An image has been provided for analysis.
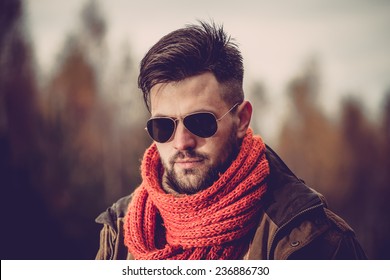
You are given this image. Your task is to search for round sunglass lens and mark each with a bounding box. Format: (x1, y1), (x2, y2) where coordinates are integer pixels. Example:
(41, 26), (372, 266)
(147, 118), (175, 143)
(184, 113), (217, 138)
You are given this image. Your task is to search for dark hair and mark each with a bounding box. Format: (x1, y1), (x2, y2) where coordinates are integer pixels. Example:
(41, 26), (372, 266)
(138, 21), (244, 111)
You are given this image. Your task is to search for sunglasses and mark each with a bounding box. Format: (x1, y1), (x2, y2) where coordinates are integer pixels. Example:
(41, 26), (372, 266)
(146, 103), (239, 143)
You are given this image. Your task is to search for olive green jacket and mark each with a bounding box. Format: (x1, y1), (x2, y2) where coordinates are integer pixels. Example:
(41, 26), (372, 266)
(95, 147), (367, 260)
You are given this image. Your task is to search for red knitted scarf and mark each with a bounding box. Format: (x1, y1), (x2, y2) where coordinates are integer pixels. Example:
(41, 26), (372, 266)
(124, 129), (270, 259)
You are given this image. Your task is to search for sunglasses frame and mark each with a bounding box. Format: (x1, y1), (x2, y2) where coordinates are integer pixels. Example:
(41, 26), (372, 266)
(146, 103), (240, 143)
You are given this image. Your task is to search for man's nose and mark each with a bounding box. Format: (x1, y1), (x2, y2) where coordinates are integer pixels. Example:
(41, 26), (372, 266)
(173, 121), (196, 150)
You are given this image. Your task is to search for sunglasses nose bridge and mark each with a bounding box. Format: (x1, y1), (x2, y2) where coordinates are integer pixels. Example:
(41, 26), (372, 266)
(171, 117), (197, 149)
(176, 117), (191, 136)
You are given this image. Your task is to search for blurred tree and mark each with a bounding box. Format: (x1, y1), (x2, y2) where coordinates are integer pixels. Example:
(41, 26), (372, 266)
(0, 0), (38, 165)
(0, 0), (63, 259)
(377, 92), (390, 259)
(277, 57), (390, 259)
(36, 0), (114, 258)
(383, 92), (390, 141)
(35, 0), (150, 258)
(247, 81), (268, 136)
(277, 58), (345, 202)
(342, 92), (390, 260)
(338, 97), (382, 258)
(101, 41), (150, 204)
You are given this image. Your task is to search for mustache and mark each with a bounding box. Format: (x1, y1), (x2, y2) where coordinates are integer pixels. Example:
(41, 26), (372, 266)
(169, 150), (209, 164)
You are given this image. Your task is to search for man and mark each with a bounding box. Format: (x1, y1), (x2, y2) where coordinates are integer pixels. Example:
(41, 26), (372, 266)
(95, 21), (366, 260)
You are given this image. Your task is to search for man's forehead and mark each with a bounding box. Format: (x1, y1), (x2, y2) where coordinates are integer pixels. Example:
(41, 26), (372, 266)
(149, 74), (228, 115)
(150, 95), (224, 117)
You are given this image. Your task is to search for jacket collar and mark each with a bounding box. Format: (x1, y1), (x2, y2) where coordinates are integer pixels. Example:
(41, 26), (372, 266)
(264, 145), (325, 228)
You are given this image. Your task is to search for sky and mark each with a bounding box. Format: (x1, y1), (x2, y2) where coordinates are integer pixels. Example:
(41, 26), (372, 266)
(24, 0), (390, 138)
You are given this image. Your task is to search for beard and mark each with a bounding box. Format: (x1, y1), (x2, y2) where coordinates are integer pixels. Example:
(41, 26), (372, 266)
(163, 125), (240, 194)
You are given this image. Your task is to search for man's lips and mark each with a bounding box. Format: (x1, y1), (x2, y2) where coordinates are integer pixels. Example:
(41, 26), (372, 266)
(174, 158), (204, 168)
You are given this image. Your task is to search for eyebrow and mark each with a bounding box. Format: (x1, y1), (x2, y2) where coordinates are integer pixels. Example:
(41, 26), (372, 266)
(151, 107), (218, 118)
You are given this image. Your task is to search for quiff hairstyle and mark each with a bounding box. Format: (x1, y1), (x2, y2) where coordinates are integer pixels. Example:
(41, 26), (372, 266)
(138, 21), (244, 112)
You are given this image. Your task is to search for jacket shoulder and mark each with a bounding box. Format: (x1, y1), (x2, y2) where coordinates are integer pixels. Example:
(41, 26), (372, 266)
(322, 208), (367, 259)
(95, 194), (133, 229)
(95, 194), (134, 260)
(260, 146), (366, 259)
(286, 208), (367, 259)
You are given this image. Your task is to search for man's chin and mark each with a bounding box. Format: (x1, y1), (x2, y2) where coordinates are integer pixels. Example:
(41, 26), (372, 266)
(166, 164), (220, 194)
(170, 171), (207, 194)
(177, 174), (202, 187)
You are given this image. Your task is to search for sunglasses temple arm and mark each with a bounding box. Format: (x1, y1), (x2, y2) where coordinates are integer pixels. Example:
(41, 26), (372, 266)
(216, 102), (240, 121)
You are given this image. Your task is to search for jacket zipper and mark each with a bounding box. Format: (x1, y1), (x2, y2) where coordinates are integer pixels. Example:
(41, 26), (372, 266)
(267, 203), (324, 259)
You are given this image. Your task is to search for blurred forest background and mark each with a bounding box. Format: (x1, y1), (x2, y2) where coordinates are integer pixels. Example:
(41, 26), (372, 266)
(1, 0), (389, 259)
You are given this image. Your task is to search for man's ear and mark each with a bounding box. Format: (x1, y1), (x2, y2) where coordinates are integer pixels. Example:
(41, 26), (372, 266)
(236, 101), (252, 139)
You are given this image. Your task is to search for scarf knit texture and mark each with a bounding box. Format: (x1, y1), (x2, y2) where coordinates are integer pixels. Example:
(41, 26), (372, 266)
(124, 128), (270, 260)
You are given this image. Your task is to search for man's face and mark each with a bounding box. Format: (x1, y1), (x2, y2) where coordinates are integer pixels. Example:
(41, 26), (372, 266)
(149, 72), (241, 194)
